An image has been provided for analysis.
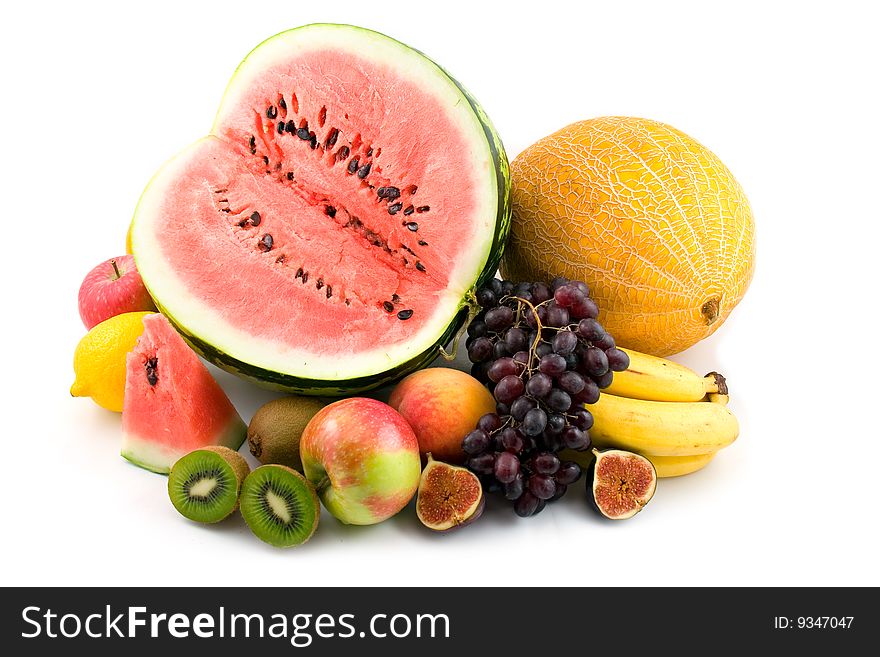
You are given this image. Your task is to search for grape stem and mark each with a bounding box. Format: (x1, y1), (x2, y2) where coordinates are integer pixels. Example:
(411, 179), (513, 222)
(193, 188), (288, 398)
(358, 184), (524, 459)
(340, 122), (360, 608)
(439, 290), (482, 361)
(510, 296), (544, 367)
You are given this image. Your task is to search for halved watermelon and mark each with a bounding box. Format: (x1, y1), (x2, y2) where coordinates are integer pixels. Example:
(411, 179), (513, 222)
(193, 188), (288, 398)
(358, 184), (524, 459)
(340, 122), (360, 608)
(121, 314), (246, 474)
(131, 24), (509, 394)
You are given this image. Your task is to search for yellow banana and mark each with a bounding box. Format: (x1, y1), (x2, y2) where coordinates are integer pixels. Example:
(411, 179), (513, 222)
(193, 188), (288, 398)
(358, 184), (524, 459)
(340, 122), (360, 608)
(604, 347), (727, 402)
(588, 393), (739, 456)
(646, 452), (716, 478)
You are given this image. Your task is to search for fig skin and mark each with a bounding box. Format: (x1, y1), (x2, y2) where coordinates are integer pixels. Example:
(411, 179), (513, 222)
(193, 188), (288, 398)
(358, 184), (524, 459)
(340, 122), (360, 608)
(416, 454), (485, 532)
(586, 448), (657, 520)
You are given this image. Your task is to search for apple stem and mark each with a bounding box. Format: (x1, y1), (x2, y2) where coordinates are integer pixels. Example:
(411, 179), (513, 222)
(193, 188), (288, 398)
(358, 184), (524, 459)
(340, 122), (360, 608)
(110, 258), (121, 280)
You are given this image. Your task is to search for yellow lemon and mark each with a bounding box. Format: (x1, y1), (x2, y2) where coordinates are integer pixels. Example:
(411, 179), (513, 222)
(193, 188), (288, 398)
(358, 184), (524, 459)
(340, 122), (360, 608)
(70, 311), (155, 412)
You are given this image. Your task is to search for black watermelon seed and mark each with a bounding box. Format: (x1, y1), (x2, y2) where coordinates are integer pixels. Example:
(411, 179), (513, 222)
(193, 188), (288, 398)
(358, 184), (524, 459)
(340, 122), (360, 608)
(279, 97), (287, 111)
(277, 121), (285, 134)
(377, 187), (400, 200)
(262, 156), (269, 165)
(418, 239), (428, 246)
(302, 272), (309, 283)
(250, 211), (261, 226)
(237, 218), (248, 227)
(316, 278), (324, 290)
(285, 120), (296, 133)
(347, 158), (359, 174)
(416, 205), (430, 213)
(145, 357), (158, 386)
(324, 205), (336, 218)
(267, 106), (277, 119)
(392, 293), (401, 303)
(345, 299), (351, 306)
(296, 127), (310, 140)
(383, 301), (395, 312)
(295, 268), (303, 279)
(416, 261), (426, 272)
(259, 234), (273, 251)
(357, 163), (372, 179)
(326, 128), (339, 147)
(336, 146), (350, 162)
(286, 171), (294, 180)
(309, 133), (318, 149)
(366, 148), (373, 157)
(248, 136), (256, 154)
(326, 286), (332, 298)
(405, 222), (419, 232)
(388, 203), (403, 215)
(397, 309), (414, 320)
(403, 205), (415, 216)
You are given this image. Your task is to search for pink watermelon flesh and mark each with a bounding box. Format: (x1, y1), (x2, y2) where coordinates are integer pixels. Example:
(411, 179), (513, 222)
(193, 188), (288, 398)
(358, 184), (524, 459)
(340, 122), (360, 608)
(121, 314), (246, 474)
(132, 26), (503, 389)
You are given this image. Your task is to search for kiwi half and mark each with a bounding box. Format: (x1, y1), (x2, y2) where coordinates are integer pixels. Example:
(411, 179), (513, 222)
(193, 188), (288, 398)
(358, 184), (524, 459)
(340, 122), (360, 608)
(167, 446), (250, 523)
(240, 465), (320, 547)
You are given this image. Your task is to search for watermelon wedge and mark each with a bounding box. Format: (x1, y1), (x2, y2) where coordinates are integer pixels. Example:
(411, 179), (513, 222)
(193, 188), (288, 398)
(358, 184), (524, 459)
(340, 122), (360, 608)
(131, 24), (509, 394)
(121, 314), (246, 474)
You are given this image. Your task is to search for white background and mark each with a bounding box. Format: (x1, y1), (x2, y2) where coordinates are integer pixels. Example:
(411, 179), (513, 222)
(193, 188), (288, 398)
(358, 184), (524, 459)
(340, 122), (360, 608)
(3, 0), (878, 587)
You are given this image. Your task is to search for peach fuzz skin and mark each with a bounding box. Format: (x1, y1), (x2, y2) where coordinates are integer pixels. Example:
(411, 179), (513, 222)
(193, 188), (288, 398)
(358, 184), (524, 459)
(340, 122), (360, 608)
(389, 368), (496, 464)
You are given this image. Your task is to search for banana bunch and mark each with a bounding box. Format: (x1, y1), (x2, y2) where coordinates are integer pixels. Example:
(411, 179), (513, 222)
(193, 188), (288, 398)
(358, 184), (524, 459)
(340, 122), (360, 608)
(565, 348), (739, 478)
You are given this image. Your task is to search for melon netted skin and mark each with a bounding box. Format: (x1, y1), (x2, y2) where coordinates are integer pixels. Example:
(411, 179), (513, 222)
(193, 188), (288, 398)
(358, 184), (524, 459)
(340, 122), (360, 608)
(502, 117), (754, 357)
(132, 25), (510, 394)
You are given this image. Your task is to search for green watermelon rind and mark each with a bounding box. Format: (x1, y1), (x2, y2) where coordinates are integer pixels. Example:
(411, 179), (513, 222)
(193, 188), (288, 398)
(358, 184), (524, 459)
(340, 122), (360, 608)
(136, 25), (510, 395)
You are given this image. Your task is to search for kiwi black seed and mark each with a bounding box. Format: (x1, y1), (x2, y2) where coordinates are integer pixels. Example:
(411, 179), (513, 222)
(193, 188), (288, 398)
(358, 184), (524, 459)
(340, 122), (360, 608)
(247, 396), (327, 471)
(240, 465), (320, 548)
(167, 446), (250, 523)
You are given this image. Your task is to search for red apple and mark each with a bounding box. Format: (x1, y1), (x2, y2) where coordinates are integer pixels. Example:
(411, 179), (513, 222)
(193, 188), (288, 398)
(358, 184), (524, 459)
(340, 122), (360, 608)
(389, 368), (496, 464)
(78, 255), (157, 329)
(300, 398), (421, 525)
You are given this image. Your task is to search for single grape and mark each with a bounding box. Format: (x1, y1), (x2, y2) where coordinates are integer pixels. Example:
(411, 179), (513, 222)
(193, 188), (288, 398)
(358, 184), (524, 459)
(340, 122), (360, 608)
(553, 284), (581, 308)
(555, 461), (582, 485)
(545, 389), (572, 412)
(513, 350), (531, 367)
(531, 282), (552, 303)
(489, 278), (503, 296)
(462, 429), (490, 455)
(488, 357), (519, 383)
(467, 336), (493, 363)
(594, 332), (616, 350)
(558, 371), (585, 394)
(514, 491), (541, 517)
(541, 432), (563, 453)
(535, 342), (553, 358)
(552, 330), (578, 355)
(572, 379), (600, 404)
(528, 474), (557, 500)
(522, 408), (548, 436)
(562, 426), (590, 450)
(501, 427), (525, 454)
(534, 452), (561, 475)
(576, 318), (605, 342)
(496, 402), (511, 416)
(510, 396), (537, 421)
(546, 413), (566, 434)
(494, 375), (525, 404)
(476, 287), (497, 308)
(538, 354), (567, 377)
(583, 346), (610, 376)
(504, 474), (525, 500)
(571, 408), (594, 431)
(493, 341), (510, 359)
(544, 304), (570, 328)
(467, 453), (495, 474)
(570, 296), (599, 320)
(525, 372), (553, 398)
(485, 306), (515, 331)
(494, 452), (520, 484)
(467, 320), (488, 338)
(525, 306), (547, 329)
(549, 484), (567, 502)
(500, 280), (514, 294)
(504, 327), (529, 353)
(476, 412), (502, 434)
(606, 347), (630, 372)
(572, 280), (590, 295)
(470, 361), (489, 382)
(593, 370), (614, 389)
(550, 277), (570, 292)
(514, 281), (532, 296)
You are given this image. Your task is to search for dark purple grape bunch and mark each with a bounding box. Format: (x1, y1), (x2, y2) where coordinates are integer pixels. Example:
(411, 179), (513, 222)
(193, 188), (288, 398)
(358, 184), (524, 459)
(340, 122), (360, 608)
(461, 277), (630, 517)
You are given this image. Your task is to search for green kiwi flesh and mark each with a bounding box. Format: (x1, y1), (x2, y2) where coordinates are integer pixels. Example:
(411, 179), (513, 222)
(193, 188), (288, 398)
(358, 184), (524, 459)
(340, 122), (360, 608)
(240, 465), (320, 547)
(168, 446), (250, 523)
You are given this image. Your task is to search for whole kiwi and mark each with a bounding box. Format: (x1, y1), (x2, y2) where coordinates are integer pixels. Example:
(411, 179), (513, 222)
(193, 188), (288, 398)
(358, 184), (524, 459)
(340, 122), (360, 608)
(247, 396), (327, 471)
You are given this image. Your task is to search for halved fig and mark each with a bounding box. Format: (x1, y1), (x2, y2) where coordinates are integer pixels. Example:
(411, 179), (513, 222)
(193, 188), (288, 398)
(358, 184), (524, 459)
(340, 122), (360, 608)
(416, 454), (484, 531)
(587, 448), (657, 520)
